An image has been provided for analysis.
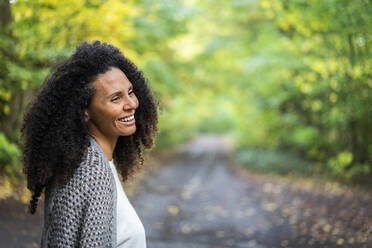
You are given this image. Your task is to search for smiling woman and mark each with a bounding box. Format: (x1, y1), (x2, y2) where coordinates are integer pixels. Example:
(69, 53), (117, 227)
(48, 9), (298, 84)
(86, 67), (140, 159)
(21, 41), (158, 247)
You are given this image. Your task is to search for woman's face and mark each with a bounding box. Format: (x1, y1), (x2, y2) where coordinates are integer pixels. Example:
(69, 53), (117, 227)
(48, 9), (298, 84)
(85, 67), (139, 143)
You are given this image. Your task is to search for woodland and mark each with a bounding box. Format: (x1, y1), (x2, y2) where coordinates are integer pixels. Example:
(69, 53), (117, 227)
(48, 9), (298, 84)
(0, 0), (371, 184)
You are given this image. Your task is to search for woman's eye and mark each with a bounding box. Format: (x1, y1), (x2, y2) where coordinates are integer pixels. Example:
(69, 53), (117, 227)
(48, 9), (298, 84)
(129, 91), (134, 96)
(111, 96), (120, 102)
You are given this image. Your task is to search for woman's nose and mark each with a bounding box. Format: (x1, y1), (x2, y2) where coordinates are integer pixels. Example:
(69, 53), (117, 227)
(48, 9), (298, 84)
(123, 96), (138, 110)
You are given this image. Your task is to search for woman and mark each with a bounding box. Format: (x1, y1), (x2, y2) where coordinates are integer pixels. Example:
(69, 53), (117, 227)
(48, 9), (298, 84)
(22, 41), (158, 247)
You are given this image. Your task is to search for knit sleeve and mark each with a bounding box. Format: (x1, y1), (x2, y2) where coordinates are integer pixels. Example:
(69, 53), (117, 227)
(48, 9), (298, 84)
(78, 171), (114, 247)
(43, 158), (114, 247)
(43, 179), (92, 247)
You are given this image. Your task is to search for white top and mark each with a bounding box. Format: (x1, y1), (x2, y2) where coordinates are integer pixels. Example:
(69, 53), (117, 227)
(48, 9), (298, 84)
(108, 160), (146, 248)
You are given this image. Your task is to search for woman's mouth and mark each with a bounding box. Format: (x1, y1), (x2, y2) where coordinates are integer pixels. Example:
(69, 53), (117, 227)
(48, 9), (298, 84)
(118, 115), (135, 125)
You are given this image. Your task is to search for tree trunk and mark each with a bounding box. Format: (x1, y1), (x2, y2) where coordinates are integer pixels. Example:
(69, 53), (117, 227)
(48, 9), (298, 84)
(0, 0), (20, 142)
(0, 0), (12, 28)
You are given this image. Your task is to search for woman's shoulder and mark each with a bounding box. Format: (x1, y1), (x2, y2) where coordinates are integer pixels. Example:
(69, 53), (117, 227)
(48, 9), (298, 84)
(47, 142), (113, 200)
(76, 142), (113, 188)
(42, 143), (115, 247)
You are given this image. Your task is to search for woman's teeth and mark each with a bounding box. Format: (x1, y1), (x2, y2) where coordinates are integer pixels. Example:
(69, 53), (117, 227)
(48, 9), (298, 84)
(119, 115), (134, 122)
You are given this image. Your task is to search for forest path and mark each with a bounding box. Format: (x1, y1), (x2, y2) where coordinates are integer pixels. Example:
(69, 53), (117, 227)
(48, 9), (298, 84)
(0, 135), (371, 247)
(133, 135), (372, 248)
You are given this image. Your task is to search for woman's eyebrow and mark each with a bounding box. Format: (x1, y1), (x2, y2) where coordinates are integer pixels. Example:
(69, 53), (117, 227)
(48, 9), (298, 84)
(108, 91), (123, 98)
(107, 86), (133, 98)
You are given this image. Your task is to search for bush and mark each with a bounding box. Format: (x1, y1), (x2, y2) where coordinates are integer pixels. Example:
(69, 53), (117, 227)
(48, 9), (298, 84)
(0, 132), (21, 180)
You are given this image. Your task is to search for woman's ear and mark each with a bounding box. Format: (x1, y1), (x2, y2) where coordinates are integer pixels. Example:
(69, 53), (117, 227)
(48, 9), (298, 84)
(84, 110), (90, 121)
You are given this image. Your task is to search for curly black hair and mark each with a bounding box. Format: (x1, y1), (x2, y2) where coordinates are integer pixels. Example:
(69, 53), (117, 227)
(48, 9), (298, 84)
(22, 41), (158, 214)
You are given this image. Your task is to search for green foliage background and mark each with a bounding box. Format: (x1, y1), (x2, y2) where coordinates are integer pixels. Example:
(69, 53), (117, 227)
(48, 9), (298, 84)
(0, 0), (371, 182)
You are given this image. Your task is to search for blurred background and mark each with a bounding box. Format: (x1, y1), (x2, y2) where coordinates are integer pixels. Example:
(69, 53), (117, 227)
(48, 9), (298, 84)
(1, 0), (371, 189)
(0, 0), (371, 247)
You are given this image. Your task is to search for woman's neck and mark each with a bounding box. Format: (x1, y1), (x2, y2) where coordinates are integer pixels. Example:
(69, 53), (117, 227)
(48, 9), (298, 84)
(90, 134), (117, 161)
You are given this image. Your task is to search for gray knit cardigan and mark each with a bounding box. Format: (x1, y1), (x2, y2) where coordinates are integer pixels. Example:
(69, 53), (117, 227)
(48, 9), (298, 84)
(40, 137), (117, 247)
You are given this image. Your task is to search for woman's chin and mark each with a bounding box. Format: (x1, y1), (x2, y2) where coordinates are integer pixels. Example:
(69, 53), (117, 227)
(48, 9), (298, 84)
(119, 126), (136, 137)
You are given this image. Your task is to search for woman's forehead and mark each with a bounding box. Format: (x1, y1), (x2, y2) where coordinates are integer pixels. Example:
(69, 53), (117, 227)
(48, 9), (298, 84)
(93, 67), (132, 94)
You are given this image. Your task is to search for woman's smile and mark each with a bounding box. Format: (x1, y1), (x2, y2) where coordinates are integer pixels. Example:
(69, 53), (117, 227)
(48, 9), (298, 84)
(117, 114), (136, 126)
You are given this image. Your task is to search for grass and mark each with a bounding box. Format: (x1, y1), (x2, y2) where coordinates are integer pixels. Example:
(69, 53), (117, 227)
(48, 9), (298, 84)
(235, 147), (372, 192)
(235, 147), (314, 177)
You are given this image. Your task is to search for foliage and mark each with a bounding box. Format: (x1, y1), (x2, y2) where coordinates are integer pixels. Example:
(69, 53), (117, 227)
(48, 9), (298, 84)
(236, 148), (313, 176)
(0, 0), (371, 182)
(0, 133), (21, 180)
(253, 0), (372, 180)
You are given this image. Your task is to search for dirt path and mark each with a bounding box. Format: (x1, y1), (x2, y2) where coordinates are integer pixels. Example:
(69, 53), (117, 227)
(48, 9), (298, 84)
(0, 135), (371, 247)
(0, 197), (42, 248)
(132, 136), (372, 248)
